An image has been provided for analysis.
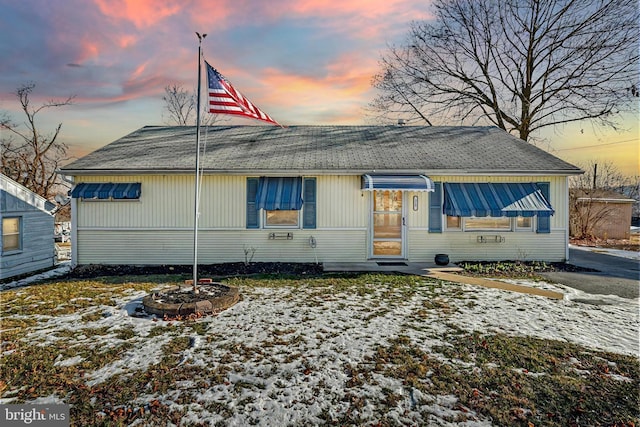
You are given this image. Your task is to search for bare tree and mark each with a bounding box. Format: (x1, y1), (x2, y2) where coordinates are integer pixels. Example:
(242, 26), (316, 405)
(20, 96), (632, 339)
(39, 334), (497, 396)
(1, 83), (74, 199)
(569, 190), (616, 238)
(371, 0), (639, 142)
(162, 84), (196, 126)
(570, 161), (629, 191)
(162, 83), (225, 126)
(569, 160), (639, 238)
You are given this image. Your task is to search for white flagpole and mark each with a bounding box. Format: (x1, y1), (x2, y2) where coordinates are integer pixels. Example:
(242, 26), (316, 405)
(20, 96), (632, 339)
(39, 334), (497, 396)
(193, 32), (206, 293)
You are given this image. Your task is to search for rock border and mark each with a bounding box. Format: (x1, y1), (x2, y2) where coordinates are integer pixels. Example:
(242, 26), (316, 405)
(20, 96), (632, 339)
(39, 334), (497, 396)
(142, 283), (240, 316)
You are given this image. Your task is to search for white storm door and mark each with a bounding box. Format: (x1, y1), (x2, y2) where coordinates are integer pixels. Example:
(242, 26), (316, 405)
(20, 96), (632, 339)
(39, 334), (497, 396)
(371, 190), (405, 258)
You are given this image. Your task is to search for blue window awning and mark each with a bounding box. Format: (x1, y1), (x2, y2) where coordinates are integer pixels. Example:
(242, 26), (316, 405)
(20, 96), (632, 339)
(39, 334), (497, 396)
(444, 183), (554, 218)
(70, 182), (141, 200)
(361, 175), (435, 191)
(256, 177), (303, 210)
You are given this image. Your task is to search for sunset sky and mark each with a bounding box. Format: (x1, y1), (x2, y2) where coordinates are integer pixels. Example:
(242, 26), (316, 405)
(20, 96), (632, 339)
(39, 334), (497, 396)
(1, 0), (638, 176)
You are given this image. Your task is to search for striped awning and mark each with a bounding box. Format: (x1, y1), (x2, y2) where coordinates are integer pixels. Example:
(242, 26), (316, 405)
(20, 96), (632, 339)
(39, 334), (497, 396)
(361, 175), (435, 191)
(70, 182), (141, 200)
(444, 182), (554, 218)
(256, 177), (303, 210)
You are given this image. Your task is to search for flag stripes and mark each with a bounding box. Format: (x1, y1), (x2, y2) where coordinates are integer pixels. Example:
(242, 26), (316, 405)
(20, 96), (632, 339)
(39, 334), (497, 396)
(206, 61), (280, 126)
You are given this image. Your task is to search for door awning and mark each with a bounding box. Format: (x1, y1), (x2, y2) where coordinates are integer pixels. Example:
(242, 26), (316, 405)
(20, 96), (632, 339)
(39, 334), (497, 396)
(70, 182), (141, 200)
(256, 177), (303, 210)
(444, 182), (554, 218)
(361, 175), (435, 191)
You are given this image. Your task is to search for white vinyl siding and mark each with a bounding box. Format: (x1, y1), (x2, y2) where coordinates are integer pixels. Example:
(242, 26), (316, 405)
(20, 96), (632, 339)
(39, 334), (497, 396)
(72, 173), (570, 264)
(409, 175), (569, 262)
(76, 175), (245, 229)
(317, 176), (367, 228)
(407, 229), (566, 262)
(407, 191), (429, 229)
(76, 175), (368, 230)
(76, 229), (367, 264)
(74, 175), (369, 264)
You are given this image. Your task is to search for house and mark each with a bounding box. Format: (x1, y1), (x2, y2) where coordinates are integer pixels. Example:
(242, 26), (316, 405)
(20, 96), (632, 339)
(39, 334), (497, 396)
(1, 174), (56, 279)
(59, 125), (582, 267)
(570, 188), (636, 239)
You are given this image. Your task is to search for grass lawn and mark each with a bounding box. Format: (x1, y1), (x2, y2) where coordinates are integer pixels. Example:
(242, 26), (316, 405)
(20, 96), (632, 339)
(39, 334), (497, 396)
(0, 273), (638, 426)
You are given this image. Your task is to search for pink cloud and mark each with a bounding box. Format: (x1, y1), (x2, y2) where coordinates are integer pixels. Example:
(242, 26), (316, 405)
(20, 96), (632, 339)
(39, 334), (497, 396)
(188, 0), (431, 38)
(188, 1), (235, 30)
(264, 0), (431, 39)
(93, 0), (182, 28)
(1, 0), (433, 130)
(324, 53), (378, 92)
(289, 0), (421, 19)
(122, 74), (170, 98)
(248, 53), (378, 124)
(118, 35), (138, 49)
(130, 62), (148, 80)
(76, 39), (101, 64)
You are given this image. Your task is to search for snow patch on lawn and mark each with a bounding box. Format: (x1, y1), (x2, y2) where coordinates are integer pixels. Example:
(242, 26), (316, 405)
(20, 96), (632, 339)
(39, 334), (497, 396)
(1, 263), (71, 291)
(54, 355), (84, 367)
(449, 279), (639, 356)
(3, 277), (638, 425)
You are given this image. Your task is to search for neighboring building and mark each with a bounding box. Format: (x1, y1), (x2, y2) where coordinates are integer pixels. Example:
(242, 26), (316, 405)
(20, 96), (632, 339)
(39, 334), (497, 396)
(1, 174), (56, 279)
(570, 188), (635, 240)
(59, 125), (582, 266)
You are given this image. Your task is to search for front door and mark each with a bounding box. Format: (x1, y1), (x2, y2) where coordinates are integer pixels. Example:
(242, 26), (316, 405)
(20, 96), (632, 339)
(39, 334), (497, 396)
(371, 190), (405, 258)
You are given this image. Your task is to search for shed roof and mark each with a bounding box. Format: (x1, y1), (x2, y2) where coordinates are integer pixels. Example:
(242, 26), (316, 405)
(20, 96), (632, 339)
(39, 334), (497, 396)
(0, 174), (55, 214)
(60, 125), (582, 176)
(572, 188), (636, 203)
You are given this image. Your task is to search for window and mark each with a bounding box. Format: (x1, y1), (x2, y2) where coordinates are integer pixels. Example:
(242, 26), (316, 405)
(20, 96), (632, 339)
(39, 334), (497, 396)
(465, 217), (511, 231)
(446, 215), (461, 230)
(516, 216), (533, 231)
(265, 210), (299, 227)
(247, 177), (316, 229)
(441, 182), (553, 234)
(445, 215), (537, 232)
(2, 217), (21, 252)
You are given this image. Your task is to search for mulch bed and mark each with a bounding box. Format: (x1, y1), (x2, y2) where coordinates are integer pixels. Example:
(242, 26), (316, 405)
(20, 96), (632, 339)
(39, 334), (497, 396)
(61, 260), (597, 281)
(455, 260), (599, 278)
(65, 262), (325, 280)
(152, 284), (230, 304)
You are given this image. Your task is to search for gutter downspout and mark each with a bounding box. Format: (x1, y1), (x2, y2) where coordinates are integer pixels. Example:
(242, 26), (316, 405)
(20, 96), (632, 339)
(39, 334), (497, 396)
(565, 177), (570, 262)
(71, 196), (78, 268)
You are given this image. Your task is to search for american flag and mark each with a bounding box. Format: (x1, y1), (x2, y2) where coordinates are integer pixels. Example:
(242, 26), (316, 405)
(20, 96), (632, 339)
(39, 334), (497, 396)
(206, 62), (281, 126)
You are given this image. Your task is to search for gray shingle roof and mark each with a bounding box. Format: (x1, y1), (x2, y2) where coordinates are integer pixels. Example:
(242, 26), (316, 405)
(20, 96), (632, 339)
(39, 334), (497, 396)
(61, 125), (582, 175)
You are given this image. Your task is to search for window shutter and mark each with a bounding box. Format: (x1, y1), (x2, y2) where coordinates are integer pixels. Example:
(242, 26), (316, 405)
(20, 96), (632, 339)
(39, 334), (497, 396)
(246, 177), (259, 229)
(536, 182), (550, 233)
(429, 182), (442, 233)
(303, 177), (317, 229)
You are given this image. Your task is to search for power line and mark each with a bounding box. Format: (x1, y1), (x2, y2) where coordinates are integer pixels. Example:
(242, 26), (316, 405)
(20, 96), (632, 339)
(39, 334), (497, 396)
(555, 138), (639, 151)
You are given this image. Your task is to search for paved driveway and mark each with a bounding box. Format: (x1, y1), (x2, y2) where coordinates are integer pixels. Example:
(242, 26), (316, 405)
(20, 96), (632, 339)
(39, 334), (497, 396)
(540, 247), (639, 299)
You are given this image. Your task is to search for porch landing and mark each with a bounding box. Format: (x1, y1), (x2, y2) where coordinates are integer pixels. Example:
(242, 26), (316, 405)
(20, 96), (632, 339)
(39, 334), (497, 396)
(322, 262), (563, 300)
